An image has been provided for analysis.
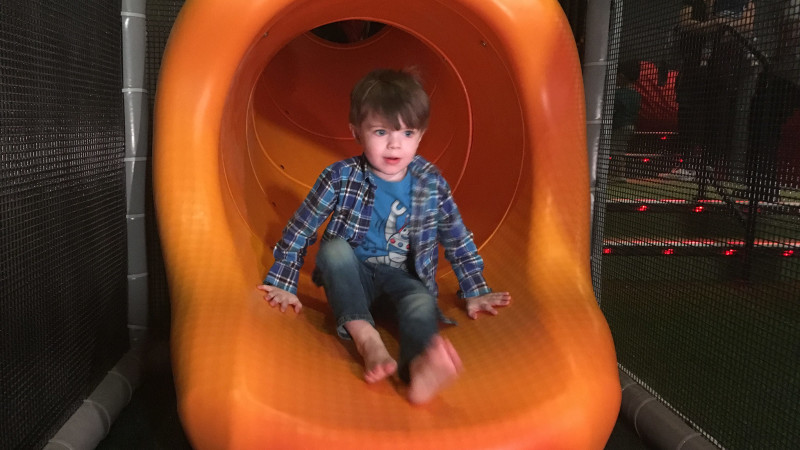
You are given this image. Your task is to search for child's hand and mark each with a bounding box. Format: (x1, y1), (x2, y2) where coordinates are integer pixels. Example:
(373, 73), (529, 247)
(465, 292), (511, 319)
(257, 285), (303, 313)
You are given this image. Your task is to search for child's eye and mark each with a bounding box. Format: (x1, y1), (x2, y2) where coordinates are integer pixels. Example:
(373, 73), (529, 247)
(404, 130), (416, 137)
(375, 129), (387, 136)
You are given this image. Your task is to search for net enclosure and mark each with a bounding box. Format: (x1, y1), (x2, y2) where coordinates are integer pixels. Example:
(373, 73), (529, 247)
(593, 0), (800, 448)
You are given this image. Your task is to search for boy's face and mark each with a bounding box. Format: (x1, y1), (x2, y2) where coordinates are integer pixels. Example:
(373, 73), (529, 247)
(350, 112), (424, 182)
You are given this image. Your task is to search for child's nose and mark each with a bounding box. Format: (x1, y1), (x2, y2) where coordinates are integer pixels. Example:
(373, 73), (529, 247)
(388, 133), (400, 148)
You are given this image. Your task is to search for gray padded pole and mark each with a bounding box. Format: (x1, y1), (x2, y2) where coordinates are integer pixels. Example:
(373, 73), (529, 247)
(122, 0), (150, 349)
(44, 350), (144, 450)
(584, 0), (612, 228)
(45, 2), (149, 448)
(585, 0), (614, 305)
(620, 370), (718, 450)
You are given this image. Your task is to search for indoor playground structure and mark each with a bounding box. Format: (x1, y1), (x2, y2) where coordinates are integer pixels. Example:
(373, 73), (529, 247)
(154, 0), (620, 448)
(4, 0), (799, 449)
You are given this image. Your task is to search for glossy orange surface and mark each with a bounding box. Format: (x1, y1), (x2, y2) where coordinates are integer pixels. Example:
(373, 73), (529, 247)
(154, 0), (620, 448)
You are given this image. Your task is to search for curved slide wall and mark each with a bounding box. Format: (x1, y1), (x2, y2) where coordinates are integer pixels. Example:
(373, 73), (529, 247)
(154, 0), (620, 448)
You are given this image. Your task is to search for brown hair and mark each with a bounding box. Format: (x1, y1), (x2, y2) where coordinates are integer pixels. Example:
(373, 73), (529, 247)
(349, 68), (430, 130)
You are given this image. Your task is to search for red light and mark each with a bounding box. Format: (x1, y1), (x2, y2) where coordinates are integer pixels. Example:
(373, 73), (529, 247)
(638, 205), (648, 212)
(642, 158), (651, 163)
(603, 248), (613, 254)
(694, 206), (705, 213)
(663, 248), (674, 255)
(679, 158), (685, 163)
(784, 250), (795, 257)
(661, 135), (667, 140)
(724, 249), (738, 256)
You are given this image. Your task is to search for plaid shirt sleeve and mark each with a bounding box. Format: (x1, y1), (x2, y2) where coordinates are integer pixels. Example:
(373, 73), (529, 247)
(436, 178), (492, 298)
(263, 167), (338, 294)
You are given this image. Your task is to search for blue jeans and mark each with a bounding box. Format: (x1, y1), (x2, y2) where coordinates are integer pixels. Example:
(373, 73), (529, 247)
(315, 238), (438, 382)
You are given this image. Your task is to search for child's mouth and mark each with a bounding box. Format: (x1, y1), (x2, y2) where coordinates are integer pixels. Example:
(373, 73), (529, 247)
(384, 157), (401, 164)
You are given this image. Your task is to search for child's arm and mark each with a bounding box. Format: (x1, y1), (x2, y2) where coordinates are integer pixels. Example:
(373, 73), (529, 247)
(435, 181), (490, 298)
(262, 167), (338, 296)
(435, 178), (510, 317)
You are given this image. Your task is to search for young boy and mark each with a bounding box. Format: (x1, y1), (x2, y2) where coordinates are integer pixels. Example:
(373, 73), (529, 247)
(257, 68), (511, 404)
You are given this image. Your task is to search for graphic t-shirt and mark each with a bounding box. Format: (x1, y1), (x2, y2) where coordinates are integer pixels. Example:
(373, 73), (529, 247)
(354, 171), (412, 270)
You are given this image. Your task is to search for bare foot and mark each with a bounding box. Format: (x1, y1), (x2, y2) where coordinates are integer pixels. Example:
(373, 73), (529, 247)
(407, 335), (463, 405)
(360, 338), (398, 384)
(345, 320), (397, 383)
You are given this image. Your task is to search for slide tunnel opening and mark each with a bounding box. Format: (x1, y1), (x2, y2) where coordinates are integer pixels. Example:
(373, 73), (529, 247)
(219, 14), (526, 277)
(310, 20), (387, 44)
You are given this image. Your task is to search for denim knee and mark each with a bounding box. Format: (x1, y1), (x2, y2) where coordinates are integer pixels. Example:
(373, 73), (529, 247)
(314, 239), (356, 285)
(316, 238), (357, 271)
(401, 293), (437, 321)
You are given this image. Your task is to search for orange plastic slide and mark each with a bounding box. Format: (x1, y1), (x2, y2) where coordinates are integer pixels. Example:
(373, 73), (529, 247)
(154, 0), (620, 448)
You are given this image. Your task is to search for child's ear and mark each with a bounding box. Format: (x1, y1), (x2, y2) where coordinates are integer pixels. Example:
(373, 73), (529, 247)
(349, 123), (361, 144)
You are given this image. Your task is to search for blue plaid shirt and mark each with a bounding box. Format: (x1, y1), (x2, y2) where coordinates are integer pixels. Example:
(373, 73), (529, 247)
(264, 154), (491, 300)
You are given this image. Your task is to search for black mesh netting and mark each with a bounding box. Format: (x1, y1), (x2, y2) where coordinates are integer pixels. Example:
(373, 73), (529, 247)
(0, 2), (128, 449)
(592, 0), (800, 448)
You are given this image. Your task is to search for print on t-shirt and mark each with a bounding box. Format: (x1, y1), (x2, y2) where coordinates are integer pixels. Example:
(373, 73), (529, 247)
(364, 200), (410, 269)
